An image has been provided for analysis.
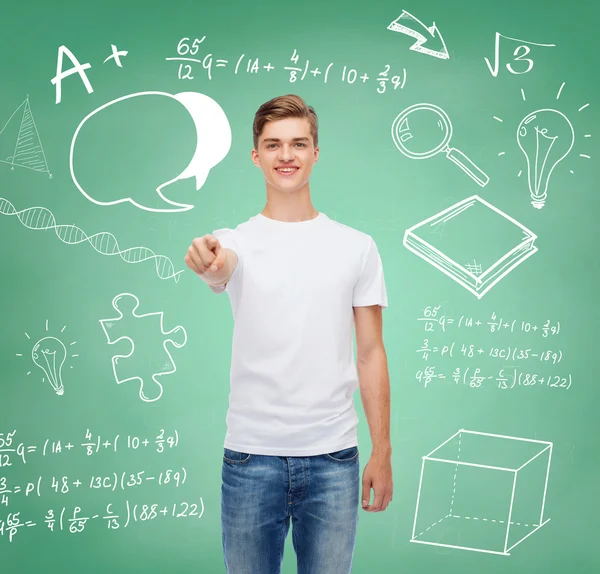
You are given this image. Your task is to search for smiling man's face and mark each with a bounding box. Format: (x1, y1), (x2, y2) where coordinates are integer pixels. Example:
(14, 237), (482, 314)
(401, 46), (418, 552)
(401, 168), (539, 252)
(251, 117), (319, 194)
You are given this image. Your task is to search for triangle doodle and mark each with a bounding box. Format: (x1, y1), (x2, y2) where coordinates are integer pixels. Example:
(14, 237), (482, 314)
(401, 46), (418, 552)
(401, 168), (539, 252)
(0, 95), (52, 177)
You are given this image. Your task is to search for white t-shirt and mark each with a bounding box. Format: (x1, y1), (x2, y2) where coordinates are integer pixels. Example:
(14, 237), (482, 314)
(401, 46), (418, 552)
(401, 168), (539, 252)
(209, 212), (388, 456)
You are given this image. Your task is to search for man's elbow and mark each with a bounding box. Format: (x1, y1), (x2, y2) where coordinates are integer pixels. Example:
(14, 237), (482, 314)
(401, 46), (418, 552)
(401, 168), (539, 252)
(357, 344), (387, 365)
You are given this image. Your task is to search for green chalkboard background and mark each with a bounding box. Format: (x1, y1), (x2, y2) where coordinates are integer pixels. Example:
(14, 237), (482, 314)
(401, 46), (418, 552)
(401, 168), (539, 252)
(1, 0), (598, 572)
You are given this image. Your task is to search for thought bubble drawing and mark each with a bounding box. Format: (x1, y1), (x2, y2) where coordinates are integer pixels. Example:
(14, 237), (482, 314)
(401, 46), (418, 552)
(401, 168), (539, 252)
(69, 91), (232, 213)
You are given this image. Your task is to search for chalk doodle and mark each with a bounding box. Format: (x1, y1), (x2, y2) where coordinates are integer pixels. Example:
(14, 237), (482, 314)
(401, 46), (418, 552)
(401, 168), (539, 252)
(403, 195), (538, 299)
(0, 198), (183, 282)
(99, 293), (187, 403)
(0, 95), (52, 177)
(15, 320), (78, 396)
(411, 429), (552, 556)
(391, 103), (490, 187)
(494, 83), (591, 208)
(387, 10), (449, 60)
(70, 91), (232, 213)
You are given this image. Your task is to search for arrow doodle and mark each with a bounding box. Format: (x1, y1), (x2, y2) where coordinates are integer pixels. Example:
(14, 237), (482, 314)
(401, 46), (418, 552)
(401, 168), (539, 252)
(387, 10), (449, 60)
(0, 197), (184, 282)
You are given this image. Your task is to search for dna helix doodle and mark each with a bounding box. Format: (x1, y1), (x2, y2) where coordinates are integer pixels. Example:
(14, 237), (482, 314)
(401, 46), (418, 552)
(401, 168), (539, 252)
(0, 198), (184, 282)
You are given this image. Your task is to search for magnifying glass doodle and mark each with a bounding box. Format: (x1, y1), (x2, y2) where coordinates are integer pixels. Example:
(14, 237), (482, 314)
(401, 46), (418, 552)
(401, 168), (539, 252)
(391, 103), (490, 187)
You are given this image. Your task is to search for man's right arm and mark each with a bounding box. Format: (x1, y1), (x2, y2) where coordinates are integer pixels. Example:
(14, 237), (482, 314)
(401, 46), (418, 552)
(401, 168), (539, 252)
(199, 248), (239, 288)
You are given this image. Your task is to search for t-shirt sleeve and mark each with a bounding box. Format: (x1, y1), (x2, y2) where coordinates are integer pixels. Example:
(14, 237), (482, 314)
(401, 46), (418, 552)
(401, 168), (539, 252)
(352, 236), (388, 308)
(206, 228), (243, 295)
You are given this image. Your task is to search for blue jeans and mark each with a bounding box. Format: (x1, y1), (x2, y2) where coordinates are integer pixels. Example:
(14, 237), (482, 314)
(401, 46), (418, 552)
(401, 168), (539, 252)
(221, 446), (360, 573)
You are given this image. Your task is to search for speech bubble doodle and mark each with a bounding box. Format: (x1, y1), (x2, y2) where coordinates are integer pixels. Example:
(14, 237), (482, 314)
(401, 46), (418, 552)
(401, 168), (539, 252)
(69, 91), (232, 213)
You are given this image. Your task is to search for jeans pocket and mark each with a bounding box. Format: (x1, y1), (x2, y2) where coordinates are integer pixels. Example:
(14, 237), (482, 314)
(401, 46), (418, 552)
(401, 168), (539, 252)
(223, 448), (252, 465)
(324, 446), (359, 462)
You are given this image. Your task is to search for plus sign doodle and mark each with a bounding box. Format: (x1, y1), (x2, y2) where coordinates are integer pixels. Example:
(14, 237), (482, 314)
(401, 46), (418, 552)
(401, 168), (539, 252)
(103, 44), (128, 67)
(99, 293), (187, 402)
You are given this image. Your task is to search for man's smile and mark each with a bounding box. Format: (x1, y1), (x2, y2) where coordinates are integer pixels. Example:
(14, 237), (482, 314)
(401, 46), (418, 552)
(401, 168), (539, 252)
(275, 166), (300, 176)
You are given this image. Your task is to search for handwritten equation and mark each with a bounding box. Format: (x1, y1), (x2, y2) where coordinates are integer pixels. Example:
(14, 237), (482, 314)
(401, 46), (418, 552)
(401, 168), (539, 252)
(413, 304), (570, 392)
(0, 428), (204, 543)
(0, 499), (204, 542)
(415, 366), (572, 390)
(416, 340), (563, 363)
(0, 467), (187, 508)
(166, 37), (407, 94)
(0, 428), (178, 467)
(418, 306), (560, 335)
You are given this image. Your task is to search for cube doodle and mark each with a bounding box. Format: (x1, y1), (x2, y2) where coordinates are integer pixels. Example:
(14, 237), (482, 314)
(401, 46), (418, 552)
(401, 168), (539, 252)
(411, 429), (552, 556)
(99, 292), (187, 402)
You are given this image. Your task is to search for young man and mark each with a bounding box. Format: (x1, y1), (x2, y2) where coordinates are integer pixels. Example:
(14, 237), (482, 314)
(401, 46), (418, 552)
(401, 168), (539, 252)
(184, 94), (392, 574)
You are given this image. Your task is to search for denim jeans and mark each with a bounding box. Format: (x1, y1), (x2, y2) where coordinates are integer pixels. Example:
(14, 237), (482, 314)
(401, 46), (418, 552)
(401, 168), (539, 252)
(221, 445), (360, 574)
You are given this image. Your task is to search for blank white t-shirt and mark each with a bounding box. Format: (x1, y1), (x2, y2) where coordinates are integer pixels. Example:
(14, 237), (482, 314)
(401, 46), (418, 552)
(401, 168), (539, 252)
(209, 212), (388, 456)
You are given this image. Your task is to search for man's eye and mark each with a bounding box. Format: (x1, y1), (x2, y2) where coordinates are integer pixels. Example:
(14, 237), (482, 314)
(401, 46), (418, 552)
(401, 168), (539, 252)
(265, 143), (306, 148)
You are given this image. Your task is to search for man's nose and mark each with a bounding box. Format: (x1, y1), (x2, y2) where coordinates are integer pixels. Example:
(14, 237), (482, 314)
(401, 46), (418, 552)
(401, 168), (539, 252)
(278, 144), (294, 161)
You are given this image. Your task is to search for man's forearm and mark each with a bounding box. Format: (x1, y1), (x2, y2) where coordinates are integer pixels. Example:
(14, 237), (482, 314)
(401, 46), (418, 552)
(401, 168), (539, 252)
(357, 348), (391, 456)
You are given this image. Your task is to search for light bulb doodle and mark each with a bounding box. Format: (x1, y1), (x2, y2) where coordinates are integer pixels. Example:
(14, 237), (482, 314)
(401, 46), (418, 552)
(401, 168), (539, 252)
(31, 336), (67, 395)
(391, 103), (490, 187)
(16, 320), (78, 395)
(516, 108), (574, 209)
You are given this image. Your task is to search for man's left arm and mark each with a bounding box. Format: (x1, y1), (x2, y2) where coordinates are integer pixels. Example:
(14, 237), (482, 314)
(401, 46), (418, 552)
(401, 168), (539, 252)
(354, 304), (393, 512)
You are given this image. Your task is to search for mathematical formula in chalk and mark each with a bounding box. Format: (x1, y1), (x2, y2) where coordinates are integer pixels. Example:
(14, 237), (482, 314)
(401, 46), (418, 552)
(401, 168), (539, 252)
(418, 305), (561, 335)
(416, 340), (563, 363)
(167, 37), (407, 95)
(0, 428), (179, 467)
(412, 304), (570, 393)
(0, 468), (187, 508)
(415, 366), (572, 390)
(0, 499), (205, 543)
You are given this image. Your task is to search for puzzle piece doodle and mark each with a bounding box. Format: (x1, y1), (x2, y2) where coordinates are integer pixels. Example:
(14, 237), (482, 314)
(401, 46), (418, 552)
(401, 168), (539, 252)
(99, 292), (187, 402)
